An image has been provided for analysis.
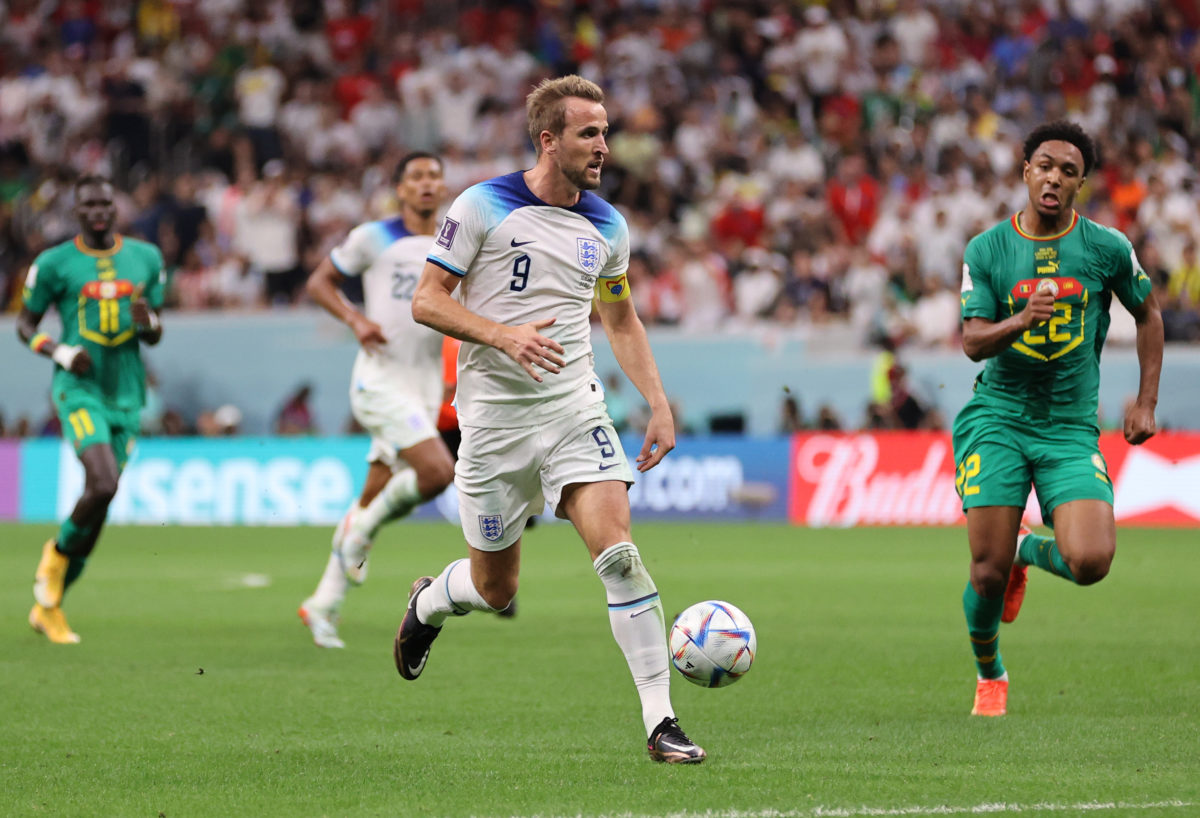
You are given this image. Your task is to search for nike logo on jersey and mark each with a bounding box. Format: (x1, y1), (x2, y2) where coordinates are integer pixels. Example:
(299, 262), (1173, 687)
(630, 607), (656, 618)
(510, 238), (536, 247)
(599, 463), (620, 471)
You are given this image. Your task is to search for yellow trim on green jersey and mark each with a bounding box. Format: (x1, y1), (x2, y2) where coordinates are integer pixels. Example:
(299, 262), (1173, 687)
(1010, 211), (1079, 241)
(73, 234), (124, 257)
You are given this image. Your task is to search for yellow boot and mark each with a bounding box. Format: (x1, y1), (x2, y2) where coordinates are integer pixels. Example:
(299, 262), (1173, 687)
(29, 604), (81, 644)
(34, 539), (69, 608)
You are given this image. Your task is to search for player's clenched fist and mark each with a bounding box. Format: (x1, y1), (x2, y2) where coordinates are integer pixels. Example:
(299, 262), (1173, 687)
(1020, 285), (1055, 328)
(1123, 400), (1157, 445)
(350, 314), (388, 353)
(131, 296), (151, 328)
(51, 344), (92, 375)
(502, 317), (565, 382)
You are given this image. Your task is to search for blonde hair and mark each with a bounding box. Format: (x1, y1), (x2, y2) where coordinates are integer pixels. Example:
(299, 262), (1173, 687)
(525, 75), (605, 154)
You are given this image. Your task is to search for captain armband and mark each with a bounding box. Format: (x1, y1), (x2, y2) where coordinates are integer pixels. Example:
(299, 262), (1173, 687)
(595, 273), (631, 303)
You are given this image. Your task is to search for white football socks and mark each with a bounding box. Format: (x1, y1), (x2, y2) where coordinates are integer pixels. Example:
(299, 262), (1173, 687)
(311, 551), (350, 610)
(416, 558), (495, 627)
(593, 542), (674, 737)
(351, 468), (420, 540)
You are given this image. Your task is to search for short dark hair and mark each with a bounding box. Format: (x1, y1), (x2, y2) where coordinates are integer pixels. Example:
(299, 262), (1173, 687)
(393, 152), (442, 184)
(1023, 121), (1097, 176)
(74, 174), (113, 195)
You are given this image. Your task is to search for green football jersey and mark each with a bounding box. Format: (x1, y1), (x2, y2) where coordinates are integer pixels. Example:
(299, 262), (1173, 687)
(23, 235), (165, 411)
(959, 211), (1152, 426)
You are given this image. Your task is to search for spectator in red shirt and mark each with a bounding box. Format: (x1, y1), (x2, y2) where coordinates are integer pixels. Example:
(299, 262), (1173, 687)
(325, 1), (373, 65)
(332, 53), (379, 119)
(710, 185), (766, 258)
(827, 153), (881, 246)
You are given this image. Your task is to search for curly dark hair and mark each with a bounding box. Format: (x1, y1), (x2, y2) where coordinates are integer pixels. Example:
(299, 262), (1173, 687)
(1022, 121), (1098, 176)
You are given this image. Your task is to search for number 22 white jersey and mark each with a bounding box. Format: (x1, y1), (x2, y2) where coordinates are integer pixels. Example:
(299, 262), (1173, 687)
(330, 216), (443, 413)
(427, 171), (630, 429)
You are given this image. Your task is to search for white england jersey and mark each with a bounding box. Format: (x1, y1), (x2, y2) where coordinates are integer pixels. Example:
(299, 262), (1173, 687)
(329, 217), (443, 411)
(428, 172), (630, 428)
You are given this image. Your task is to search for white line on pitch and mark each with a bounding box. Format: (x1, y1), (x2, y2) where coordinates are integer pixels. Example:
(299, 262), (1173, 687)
(524, 800), (1195, 818)
(807, 800), (1194, 817)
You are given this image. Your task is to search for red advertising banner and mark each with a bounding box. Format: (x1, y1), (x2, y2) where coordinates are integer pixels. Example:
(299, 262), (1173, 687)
(1103, 432), (1200, 526)
(788, 431), (1200, 528)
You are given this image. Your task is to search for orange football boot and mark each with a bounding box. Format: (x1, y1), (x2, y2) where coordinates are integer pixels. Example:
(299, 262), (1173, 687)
(971, 677), (1008, 717)
(1002, 526), (1033, 624)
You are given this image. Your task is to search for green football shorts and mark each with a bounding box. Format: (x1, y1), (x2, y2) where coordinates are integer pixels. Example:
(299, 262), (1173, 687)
(951, 400), (1113, 524)
(54, 392), (139, 470)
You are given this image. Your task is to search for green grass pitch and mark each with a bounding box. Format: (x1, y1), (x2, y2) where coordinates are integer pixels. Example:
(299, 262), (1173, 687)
(1, 521), (1196, 818)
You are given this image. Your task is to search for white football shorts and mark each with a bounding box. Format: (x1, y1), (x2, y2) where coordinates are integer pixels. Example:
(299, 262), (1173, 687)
(455, 402), (634, 551)
(350, 381), (439, 469)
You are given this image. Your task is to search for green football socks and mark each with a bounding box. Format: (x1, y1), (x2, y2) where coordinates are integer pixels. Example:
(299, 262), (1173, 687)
(63, 557), (88, 591)
(963, 581), (1006, 680)
(1018, 531), (1076, 582)
(57, 518), (94, 591)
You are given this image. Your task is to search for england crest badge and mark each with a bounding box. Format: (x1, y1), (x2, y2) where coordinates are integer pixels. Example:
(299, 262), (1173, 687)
(577, 238), (600, 273)
(479, 514), (504, 542)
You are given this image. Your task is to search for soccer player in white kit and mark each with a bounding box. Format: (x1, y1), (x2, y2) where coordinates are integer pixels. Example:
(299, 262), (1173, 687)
(393, 76), (705, 763)
(299, 153), (457, 649)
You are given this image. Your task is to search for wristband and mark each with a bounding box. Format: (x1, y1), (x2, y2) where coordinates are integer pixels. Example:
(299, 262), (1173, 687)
(29, 333), (52, 354)
(51, 344), (82, 370)
(137, 312), (161, 334)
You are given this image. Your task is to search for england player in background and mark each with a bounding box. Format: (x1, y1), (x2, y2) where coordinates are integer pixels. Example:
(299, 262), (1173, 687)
(298, 153), (458, 649)
(393, 75), (706, 763)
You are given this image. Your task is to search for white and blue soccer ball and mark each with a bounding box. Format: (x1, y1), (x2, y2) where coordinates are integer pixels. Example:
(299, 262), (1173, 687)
(669, 600), (756, 688)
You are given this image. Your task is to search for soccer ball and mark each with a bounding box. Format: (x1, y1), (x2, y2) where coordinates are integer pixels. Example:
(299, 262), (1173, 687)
(669, 600), (756, 688)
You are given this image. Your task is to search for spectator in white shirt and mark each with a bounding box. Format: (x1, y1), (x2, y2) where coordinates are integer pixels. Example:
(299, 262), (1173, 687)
(234, 47), (286, 166)
(350, 82), (403, 156)
(889, 0), (940, 68)
(234, 160), (302, 304)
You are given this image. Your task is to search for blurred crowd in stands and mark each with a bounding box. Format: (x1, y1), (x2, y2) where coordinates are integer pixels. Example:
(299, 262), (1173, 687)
(2, 0), (1199, 355)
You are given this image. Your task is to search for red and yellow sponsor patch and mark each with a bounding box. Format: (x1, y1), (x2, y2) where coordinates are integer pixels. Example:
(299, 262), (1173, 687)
(596, 274), (631, 303)
(1010, 276), (1082, 300)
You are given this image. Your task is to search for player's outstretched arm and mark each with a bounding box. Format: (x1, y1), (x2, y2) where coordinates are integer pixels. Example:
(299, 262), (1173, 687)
(412, 261), (564, 382)
(17, 306), (92, 375)
(1124, 291), (1163, 445)
(596, 297), (674, 472)
(305, 256), (385, 351)
(961, 287), (1055, 361)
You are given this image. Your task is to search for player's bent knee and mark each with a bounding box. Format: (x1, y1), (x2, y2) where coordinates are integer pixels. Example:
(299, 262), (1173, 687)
(479, 586), (515, 611)
(475, 576), (517, 611)
(85, 475), (119, 506)
(1068, 552), (1112, 585)
(416, 458), (455, 498)
(432, 459), (455, 491)
(969, 562), (1009, 598)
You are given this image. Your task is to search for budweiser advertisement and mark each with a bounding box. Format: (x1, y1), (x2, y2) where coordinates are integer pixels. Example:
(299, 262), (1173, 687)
(788, 431), (1200, 528)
